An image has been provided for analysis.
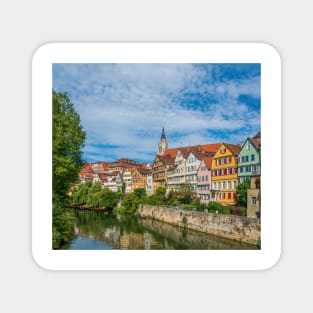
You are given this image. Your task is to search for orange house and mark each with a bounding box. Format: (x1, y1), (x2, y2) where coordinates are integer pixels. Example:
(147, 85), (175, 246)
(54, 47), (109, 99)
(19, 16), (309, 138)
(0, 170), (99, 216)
(211, 143), (241, 205)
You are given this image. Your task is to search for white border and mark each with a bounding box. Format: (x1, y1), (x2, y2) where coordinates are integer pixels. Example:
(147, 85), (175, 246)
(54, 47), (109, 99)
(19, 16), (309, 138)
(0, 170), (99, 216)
(32, 43), (281, 270)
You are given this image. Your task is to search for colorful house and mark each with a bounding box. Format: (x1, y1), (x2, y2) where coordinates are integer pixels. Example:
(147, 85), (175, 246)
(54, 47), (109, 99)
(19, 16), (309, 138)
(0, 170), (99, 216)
(132, 166), (152, 193)
(211, 143), (241, 205)
(247, 175), (261, 218)
(123, 168), (134, 193)
(152, 154), (175, 191)
(237, 132), (261, 184)
(166, 149), (188, 192)
(197, 155), (214, 204)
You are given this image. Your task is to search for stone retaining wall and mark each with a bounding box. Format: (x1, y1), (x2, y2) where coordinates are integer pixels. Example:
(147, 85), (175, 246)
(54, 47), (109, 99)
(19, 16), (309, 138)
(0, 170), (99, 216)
(139, 205), (261, 246)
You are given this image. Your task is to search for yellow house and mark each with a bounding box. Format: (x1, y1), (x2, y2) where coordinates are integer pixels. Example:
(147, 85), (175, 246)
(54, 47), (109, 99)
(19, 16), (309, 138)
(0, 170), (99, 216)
(211, 143), (241, 205)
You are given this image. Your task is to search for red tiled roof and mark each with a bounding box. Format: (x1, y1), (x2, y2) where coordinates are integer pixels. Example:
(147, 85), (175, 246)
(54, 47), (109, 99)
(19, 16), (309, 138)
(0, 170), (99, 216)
(203, 156), (213, 169)
(223, 143), (241, 155)
(250, 138), (261, 150)
(163, 143), (222, 158)
(253, 131), (261, 140)
(158, 155), (175, 166)
(80, 162), (94, 175)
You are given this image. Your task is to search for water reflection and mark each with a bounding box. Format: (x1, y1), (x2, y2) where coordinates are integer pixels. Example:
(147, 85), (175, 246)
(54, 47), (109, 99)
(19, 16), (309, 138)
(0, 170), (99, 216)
(67, 210), (259, 250)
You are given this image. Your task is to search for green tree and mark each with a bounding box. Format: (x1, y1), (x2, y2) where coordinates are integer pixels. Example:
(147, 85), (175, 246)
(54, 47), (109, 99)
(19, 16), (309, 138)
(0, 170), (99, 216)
(177, 183), (195, 204)
(99, 188), (119, 209)
(53, 89), (86, 204)
(236, 180), (250, 207)
(134, 188), (147, 200)
(52, 90), (86, 248)
(122, 193), (140, 214)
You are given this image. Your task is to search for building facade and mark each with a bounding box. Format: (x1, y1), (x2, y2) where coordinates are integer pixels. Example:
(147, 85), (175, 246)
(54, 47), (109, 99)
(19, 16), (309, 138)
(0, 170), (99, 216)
(211, 143), (240, 205)
(197, 156), (214, 204)
(152, 154), (175, 191)
(238, 133), (261, 184)
(247, 175), (261, 218)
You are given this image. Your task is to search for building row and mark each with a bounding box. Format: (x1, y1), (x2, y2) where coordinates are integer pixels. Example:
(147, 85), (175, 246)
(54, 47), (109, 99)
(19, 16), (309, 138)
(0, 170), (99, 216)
(79, 128), (261, 217)
(152, 128), (261, 217)
(79, 158), (154, 195)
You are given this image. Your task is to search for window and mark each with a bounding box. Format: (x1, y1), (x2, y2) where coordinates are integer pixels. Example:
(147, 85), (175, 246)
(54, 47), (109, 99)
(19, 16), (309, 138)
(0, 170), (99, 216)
(221, 158), (225, 165)
(252, 197), (257, 205)
(220, 193), (225, 199)
(246, 166), (250, 172)
(241, 156), (245, 163)
(205, 175), (208, 181)
(228, 181), (231, 189)
(245, 155), (249, 162)
(240, 167), (244, 173)
(222, 181), (226, 189)
(213, 182), (217, 190)
(246, 143), (250, 150)
(251, 154), (255, 161)
(228, 193), (231, 199)
(233, 181), (237, 189)
(216, 159), (220, 165)
(218, 182), (221, 190)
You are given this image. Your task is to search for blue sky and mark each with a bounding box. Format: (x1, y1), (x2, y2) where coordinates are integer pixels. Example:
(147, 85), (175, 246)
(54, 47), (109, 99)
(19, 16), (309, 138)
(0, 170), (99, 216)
(53, 63), (260, 164)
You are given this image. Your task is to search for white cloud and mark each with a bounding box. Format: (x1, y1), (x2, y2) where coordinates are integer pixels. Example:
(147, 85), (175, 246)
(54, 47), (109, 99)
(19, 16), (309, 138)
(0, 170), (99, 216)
(53, 64), (260, 162)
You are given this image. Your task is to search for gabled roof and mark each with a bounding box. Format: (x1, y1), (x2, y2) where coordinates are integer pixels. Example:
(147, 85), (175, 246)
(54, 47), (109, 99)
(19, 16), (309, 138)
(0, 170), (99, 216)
(250, 138), (261, 150)
(158, 154), (175, 166)
(80, 162), (94, 175)
(253, 131), (261, 140)
(164, 143), (222, 159)
(203, 156), (213, 169)
(222, 143), (241, 156)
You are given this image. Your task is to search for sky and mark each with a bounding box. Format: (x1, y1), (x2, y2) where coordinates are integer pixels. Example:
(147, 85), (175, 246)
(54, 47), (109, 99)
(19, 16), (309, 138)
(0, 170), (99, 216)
(53, 63), (260, 164)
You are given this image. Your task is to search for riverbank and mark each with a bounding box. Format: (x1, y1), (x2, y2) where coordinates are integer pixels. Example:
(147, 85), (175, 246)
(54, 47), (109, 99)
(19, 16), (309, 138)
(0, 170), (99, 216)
(139, 205), (261, 246)
(68, 204), (108, 212)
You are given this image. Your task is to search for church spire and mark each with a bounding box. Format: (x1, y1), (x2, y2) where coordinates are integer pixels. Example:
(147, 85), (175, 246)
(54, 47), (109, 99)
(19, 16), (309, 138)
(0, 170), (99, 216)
(157, 126), (168, 155)
(161, 126), (166, 139)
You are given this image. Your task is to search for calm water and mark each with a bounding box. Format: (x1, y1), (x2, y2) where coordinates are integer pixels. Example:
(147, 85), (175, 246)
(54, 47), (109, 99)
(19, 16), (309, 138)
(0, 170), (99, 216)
(66, 210), (259, 250)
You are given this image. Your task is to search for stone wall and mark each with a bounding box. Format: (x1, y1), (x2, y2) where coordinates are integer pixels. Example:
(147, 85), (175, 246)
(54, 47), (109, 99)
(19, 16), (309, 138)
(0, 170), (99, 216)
(139, 205), (261, 246)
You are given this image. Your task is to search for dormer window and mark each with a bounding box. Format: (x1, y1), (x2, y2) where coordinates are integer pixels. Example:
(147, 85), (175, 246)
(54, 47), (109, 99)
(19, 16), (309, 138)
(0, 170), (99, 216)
(220, 148), (226, 154)
(246, 143), (250, 151)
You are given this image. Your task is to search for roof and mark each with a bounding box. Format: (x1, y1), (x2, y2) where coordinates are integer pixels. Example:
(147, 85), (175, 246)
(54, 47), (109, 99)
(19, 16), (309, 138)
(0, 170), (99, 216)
(250, 138), (261, 150)
(136, 167), (153, 175)
(158, 154), (175, 166)
(80, 162), (94, 175)
(222, 143), (241, 156)
(203, 156), (213, 169)
(253, 131), (261, 140)
(164, 143), (222, 158)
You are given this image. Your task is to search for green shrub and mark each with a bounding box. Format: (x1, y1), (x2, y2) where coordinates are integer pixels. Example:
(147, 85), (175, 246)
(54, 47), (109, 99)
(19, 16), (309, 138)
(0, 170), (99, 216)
(197, 203), (207, 212)
(222, 207), (231, 215)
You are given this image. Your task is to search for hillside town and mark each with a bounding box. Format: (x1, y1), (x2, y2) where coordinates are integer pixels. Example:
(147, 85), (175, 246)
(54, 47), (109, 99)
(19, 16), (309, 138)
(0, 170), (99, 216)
(79, 128), (261, 218)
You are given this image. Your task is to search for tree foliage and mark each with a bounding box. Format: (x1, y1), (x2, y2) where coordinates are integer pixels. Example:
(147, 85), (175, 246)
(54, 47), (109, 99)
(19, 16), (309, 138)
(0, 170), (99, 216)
(53, 89), (86, 204)
(52, 89), (86, 249)
(72, 183), (120, 209)
(236, 180), (250, 207)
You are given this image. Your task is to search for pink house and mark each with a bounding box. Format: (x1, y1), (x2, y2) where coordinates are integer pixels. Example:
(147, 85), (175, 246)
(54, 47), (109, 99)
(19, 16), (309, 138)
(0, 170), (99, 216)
(197, 156), (215, 204)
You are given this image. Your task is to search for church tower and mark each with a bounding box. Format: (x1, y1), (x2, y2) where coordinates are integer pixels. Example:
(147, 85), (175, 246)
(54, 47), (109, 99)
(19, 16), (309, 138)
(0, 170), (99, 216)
(157, 127), (168, 155)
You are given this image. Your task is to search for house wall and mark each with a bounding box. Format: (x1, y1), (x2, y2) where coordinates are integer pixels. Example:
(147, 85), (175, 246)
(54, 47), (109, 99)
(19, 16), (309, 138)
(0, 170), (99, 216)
(186, 153), (201, 191)
(212, 144), (238, 205)
(197, 159), (212, 204)
(238, 139), (261, 183)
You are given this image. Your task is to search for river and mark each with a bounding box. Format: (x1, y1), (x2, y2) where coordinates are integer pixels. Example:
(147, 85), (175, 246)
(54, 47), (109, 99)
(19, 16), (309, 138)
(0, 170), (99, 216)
(65, 210), (259, 250)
